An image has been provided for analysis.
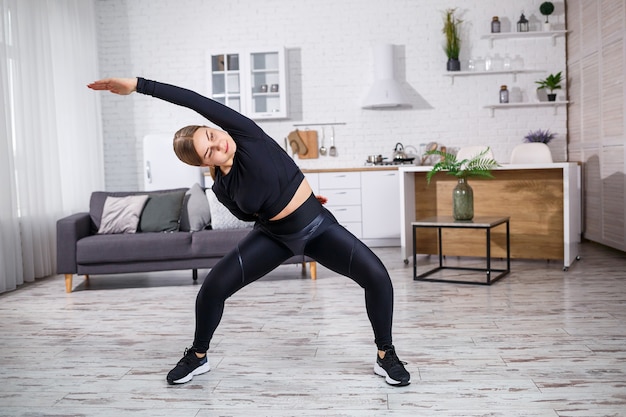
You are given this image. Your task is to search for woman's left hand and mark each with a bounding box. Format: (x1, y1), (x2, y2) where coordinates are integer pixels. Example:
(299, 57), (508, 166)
(316, 195), (328, 205)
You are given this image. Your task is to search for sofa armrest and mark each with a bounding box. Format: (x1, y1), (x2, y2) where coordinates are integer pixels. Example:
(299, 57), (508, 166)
(56, 212), (92, 274)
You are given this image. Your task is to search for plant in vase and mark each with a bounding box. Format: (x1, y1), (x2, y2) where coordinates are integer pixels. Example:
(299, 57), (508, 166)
(524, 129), (556, 144)
(425, 148), (500, 221)
(535, 71), (562, 102)
(442, 8), (462, 71)
(539, 2), (555, 31)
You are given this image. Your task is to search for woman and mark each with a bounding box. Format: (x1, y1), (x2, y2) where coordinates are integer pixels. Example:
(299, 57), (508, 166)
(87, 77), (410, 387)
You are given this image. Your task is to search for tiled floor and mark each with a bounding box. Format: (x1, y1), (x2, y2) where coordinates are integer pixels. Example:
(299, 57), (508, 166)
(1, 241), (625, 416)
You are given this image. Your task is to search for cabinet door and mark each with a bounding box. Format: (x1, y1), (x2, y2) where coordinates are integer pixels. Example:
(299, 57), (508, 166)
(319, 172), (362, 238)
(208, 48), (288, 120)
(304, 173), (319, 195)
(208, 53), (242, 113)
(361, 171), (400, 240)
(247, 48), (287, 119)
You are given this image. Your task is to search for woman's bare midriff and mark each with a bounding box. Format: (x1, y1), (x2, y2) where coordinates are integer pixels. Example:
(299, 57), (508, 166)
(270, 178), (313, 221)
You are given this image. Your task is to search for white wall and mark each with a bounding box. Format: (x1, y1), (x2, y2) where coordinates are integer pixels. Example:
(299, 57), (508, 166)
(94, 0), (567, 190)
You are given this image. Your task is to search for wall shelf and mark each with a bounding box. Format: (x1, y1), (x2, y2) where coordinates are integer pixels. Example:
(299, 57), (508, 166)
(481, 30), (568, 47)
(483, 101), (569, 117)
(443, 69), (542, 84)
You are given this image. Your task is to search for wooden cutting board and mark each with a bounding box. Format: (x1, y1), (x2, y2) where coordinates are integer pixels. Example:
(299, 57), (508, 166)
(298, 130), (319, 159)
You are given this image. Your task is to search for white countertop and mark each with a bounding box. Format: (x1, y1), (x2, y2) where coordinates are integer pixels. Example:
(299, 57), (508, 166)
(398, 162), (580, 173)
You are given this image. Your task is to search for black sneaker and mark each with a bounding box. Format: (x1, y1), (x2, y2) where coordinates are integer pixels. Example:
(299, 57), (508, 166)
(374, 345), (410, 386)
(166, 347), (211, 385)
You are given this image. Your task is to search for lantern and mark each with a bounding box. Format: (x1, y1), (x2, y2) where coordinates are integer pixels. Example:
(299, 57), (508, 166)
(517, 12), (529, 32)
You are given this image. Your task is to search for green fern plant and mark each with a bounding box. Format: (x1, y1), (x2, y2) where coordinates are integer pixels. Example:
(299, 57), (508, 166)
(425, 148), (500, 184)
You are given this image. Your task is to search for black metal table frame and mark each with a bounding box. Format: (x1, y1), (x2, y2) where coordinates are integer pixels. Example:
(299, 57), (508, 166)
(412, 217), (510, 285)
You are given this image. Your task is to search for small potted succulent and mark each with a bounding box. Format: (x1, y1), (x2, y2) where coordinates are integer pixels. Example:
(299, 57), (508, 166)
(425, 148), (499, 221)
(535, 71), (562, 101)
(524, 129), (556, 144)
(442, 8), (462, 71)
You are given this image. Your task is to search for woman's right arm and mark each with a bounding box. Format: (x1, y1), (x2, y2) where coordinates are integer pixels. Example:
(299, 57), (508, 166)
(88, 77), (260, 134)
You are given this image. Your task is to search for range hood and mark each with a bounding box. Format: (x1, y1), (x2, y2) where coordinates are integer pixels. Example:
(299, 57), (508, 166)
(362, 44), (409, 109)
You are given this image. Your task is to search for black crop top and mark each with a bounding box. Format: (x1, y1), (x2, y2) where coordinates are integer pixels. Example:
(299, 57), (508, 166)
(136, 77), (305, 223)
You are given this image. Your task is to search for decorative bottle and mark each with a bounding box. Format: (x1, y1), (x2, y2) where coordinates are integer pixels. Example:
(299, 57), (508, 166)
(453, 178), (474, 221)
(491, 16), (501, 33)
(499, 85), (509, 103)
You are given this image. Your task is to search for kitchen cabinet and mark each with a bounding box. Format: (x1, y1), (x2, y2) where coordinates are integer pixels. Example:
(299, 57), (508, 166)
(398, 164), (581, 269)
(361, 170), (401, 244)
(208, 48), (287, 119)
(304, 169), (401, 246)
(319, 171), (362, 238)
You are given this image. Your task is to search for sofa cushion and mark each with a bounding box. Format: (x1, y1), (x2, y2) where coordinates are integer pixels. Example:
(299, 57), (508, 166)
(90, 188), (188, 233)
(98, 195), (149, 234)
(77, 232), (193, 264)
(180, 183), (211, 232)
(206, 188), (254, 230)
(191, 228), (251, 257)
(139, 189), (186, 232)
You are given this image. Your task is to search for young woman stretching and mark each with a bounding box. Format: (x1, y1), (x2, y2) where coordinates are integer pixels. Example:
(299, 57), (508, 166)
(87, 77), (410, 387)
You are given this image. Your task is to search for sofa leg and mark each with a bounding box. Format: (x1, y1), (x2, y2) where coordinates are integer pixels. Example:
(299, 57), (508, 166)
(310, 262), (317, 280)
(65, 274), (73, 293)
(192, 269), (198, 281)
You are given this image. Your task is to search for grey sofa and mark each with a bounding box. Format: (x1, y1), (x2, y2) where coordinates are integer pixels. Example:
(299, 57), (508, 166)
(57, 187), (316, 293)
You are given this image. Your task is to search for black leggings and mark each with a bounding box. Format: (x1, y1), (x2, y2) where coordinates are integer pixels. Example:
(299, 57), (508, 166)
(192, 194), (394, 352)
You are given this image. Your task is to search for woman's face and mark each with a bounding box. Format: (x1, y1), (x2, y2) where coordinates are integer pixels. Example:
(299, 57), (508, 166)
(192, 127), (236, 167)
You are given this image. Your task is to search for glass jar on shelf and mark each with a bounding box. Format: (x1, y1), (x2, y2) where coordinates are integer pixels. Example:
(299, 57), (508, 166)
(491, 16), (501, 33)
(499, 85), (509, 103)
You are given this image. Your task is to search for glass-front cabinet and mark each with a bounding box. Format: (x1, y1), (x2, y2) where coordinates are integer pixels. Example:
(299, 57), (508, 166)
(210, 54), (241, 112)
(208, 48), (287, 120)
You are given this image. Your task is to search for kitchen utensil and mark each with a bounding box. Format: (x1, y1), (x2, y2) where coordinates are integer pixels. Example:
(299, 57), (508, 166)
(329, 126), (337, 157)
(319, 126), (327, 156)
(392, 142), (408, 161)
(298, 129), (319, 159)
(367, 154), (385, 164)
(420, 142), (438, 165)
(287, 130), (308, 157)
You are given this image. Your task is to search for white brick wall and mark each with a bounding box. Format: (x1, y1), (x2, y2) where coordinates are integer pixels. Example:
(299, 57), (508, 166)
(95, 0), (567, 190)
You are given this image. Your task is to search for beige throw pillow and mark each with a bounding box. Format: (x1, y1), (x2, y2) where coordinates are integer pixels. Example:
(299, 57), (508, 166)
(97, 195), (149, 234)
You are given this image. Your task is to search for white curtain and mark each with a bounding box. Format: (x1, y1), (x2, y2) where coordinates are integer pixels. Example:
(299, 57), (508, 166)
(0, 0), (104, 293)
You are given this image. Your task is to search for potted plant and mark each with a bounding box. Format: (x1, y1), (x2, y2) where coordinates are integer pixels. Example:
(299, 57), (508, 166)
(535, 71), (562, 101)
(442, 8), (462, 71)
(524, 129), (556, 144)
(425, 148), (500, 220)
(539, 1), (555, 31)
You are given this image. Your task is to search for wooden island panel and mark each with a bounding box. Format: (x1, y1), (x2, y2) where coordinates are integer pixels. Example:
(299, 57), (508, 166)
(413, 169), (564, 260)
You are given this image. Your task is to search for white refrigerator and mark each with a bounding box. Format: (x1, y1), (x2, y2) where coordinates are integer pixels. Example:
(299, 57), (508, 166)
(142, 133), (204, 191)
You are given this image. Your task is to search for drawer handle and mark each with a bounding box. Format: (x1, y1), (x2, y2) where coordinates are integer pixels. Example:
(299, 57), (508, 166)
(334, 191), (347, 195)
(334, 208), (348, 212)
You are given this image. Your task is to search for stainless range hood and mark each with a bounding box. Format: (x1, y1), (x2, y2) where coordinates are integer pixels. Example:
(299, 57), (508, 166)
(362, 44), (409, 109)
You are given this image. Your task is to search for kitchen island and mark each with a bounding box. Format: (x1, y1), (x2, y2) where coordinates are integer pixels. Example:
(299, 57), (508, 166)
(399, 163), (581, 270)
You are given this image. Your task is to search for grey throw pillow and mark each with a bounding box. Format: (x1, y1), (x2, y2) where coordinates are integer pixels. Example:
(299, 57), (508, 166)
(180, 183), (211, 232)
(139, 190), (187, 232)
(97, 195), (149, 234)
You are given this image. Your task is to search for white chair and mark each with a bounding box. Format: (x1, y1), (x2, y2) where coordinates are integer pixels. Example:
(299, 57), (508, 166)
(510, 143), (553, 164)
(455, 145), (494, 161)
